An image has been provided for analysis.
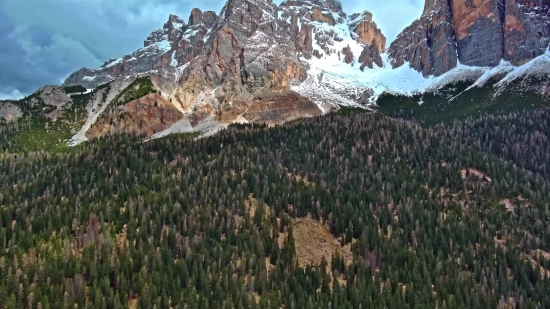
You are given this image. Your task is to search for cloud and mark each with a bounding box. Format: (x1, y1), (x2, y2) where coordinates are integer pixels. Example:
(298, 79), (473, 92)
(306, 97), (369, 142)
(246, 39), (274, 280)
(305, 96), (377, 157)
(0, 0), (224, 99)
(0, 0), (424, 99)
(0, 88), (24, 101)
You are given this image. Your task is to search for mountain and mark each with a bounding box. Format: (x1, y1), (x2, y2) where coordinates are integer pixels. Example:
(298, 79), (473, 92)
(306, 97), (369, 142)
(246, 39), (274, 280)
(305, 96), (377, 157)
(388, 0), (550, 76)
(1, 0), (549, 150)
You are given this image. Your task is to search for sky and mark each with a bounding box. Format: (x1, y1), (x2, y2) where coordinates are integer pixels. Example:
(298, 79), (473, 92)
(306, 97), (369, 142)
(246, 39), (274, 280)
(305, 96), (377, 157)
(0, 0), (423, 100)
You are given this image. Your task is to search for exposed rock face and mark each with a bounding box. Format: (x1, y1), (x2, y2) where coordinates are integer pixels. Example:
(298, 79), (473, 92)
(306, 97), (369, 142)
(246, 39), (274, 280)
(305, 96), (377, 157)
(32, 85), (71, 109)
(188, 8), (203, 26)
(388, 0), (457, 76)
(62, 0), (386, 140)
(349, 12), (386, 52)
(0, 102), (22, 122)
(359, 44), (383, 71)
(504, 0), (550, 65)
(389, 0), (550, 76)
(86, 93), (183, 139)
(342, 46), (354, 64)
(64, 10), (218, 89)
(243, 86), (322, 125)
(451, 0), (504, 67)
(310, 6), (336, 25)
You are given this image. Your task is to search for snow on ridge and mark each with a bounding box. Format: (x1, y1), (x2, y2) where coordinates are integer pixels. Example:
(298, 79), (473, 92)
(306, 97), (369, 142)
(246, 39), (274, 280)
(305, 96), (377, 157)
(104, 57), (122, 68)
(154, 40), (172, 52)
(171, 51), (178, 67)
(496, 48), (550, 87)
(292, 13), (550, 107)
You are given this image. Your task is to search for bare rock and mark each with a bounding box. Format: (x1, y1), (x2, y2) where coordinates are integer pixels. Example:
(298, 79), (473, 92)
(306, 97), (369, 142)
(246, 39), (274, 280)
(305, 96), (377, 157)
(36, 85), (71, 108)
(390, 0), (550, 76)
(451, 0), (504, 67)
(504, 0), (550, 65)
(359, 44), (383, 70)
(243, 86), (322, 125)
(86, 93), (184, 139)
(388, 0), (457, 76)
(342, 46), (354, 64)
(349, 12), (386, 52)
(0, 102), (22, 122)
(188, 8), (203, 26)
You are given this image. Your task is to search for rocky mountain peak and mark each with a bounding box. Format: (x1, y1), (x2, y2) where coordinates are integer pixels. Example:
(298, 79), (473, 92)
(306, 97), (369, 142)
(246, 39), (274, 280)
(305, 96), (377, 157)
(144, 14), (185, 47)
(388, 0), (457, 76)
(188, 8), (203, 26)
(349, 11), (386, 52)
(281, 0), (343, 13)
(280, 0), (346, 25)
(389, 0), (550, 76)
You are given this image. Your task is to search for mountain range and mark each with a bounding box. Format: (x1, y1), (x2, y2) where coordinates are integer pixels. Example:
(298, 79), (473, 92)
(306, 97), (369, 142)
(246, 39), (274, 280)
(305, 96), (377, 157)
(1, 0), (549, 147)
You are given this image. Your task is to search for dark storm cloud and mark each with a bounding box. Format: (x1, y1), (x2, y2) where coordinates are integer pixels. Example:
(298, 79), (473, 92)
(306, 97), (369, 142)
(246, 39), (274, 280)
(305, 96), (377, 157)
(0, 0), (224, 99)
(0, 0), (423, 100)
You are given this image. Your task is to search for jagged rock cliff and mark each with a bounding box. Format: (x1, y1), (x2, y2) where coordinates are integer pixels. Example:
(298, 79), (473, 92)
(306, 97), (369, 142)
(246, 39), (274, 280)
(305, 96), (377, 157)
(389, 0), (550, 76)
(51, 0), (548, 144)
(61, 0), (386, 141)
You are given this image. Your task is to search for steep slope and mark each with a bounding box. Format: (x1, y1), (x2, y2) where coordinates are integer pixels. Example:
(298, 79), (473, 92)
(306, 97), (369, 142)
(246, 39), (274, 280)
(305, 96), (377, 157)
(61, 0), (386, 143)
(389, 0), (550, 76)
(2, 0), (548, 150)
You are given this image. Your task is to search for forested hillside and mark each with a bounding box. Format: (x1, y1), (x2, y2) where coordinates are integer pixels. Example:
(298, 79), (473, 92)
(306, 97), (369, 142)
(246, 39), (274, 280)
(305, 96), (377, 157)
(1, 108), (550, 308)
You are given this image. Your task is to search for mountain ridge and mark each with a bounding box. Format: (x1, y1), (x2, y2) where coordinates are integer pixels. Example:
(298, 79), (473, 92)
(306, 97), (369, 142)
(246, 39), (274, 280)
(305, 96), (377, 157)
(1, 0), (549, 149)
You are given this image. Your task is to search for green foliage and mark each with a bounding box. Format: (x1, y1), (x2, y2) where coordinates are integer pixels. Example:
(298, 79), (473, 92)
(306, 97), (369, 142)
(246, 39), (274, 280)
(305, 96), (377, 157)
(1, 108), (550, 308)
(335, 106), (367, 116)
(0, 93), (90, 153)
(111, 77), (154, 107)
(377, 82), (549, 125)
(0, 81), (118, 153)
(94, 81), (112, 92)
(152, 131), (201, 142)
(62, 85), (87, 94)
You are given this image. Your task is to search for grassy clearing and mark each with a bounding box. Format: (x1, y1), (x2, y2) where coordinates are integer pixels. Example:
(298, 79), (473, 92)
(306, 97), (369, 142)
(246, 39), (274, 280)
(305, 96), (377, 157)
(376, 82), (549, 126)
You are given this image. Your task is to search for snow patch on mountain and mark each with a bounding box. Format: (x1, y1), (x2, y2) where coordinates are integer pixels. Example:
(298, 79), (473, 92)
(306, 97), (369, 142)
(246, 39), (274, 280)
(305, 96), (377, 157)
(497, 48), (550, 87)
(294, 14), (550, 108)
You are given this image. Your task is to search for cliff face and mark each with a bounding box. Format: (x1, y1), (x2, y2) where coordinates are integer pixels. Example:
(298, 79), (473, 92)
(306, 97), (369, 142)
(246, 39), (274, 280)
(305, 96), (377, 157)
(503, 0), (550, 65)
(389, 0), (550, 76)
(388, 0), (457, 76)
(62, 0), (387, 140)
(349, 12), (386, 52)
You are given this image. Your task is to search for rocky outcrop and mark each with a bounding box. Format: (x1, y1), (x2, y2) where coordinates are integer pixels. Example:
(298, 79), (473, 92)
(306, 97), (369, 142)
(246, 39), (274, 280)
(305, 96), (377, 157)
(450, 0), (504, 67)
(33, 85), (71, 108)
(188, 8), (203, 26)
(388, 0), (457, 76)
(64, 9), (218, 89)
(349, 12), (386, 52)
(86, 93), (183, 139)
(310, 6), (336, 25)
(503, 0), (550, 65)
(145, 14), (185, 47)
(243, 86), (322, 125)
(389, 0), (550, 76)
(342, 46), (354, 64)
(61, 0), (387, 141)
(0, 102), (22, 122)
(359, 44), (383, 71)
